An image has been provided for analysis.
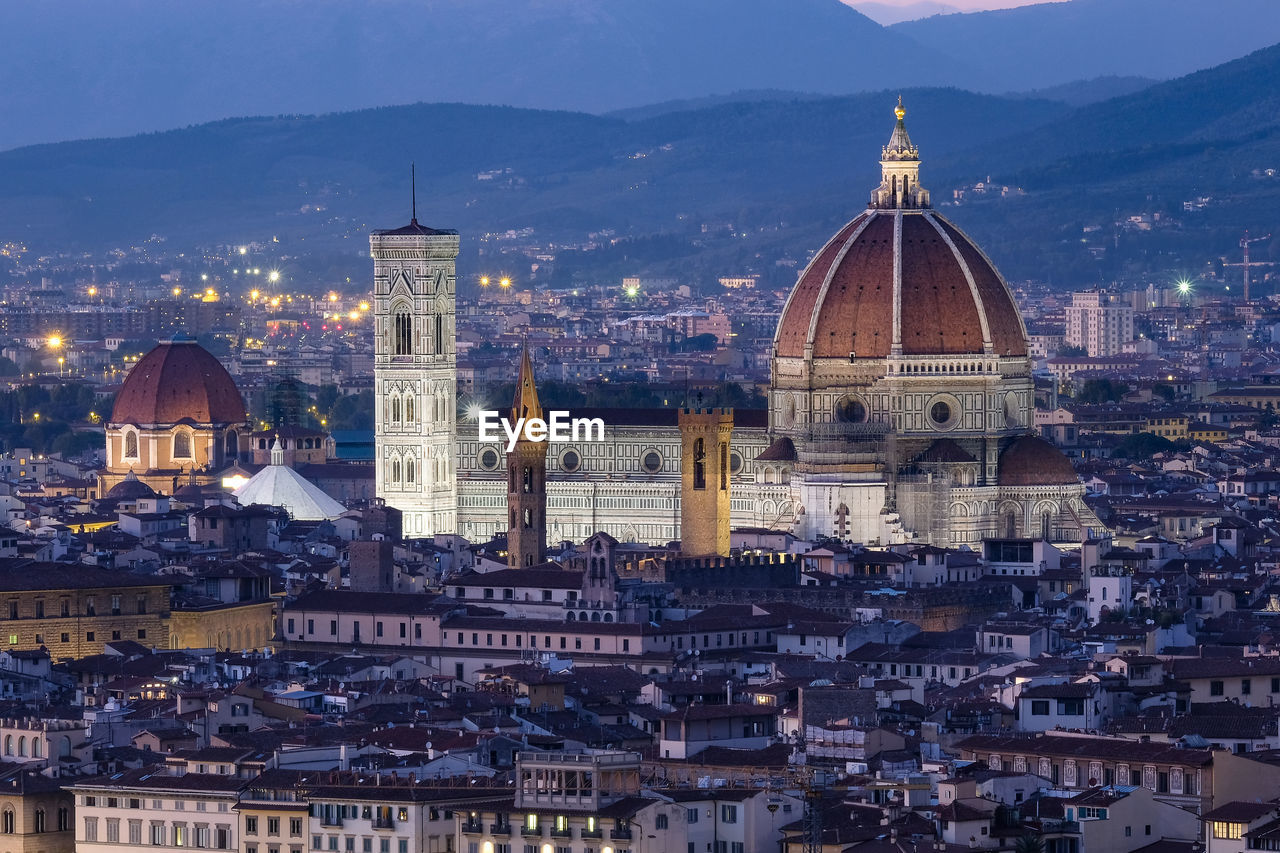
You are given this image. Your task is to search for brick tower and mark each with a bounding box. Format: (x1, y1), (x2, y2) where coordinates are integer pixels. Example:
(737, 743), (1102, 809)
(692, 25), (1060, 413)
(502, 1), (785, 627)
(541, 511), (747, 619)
(506, 345), (548, 567)
(678, 407), (733, 556)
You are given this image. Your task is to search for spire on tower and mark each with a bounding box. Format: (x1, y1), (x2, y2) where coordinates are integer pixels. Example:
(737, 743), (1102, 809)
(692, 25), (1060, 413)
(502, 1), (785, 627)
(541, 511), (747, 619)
(511, 342), (543, 425)
(870, 97), (930, 210)
(410, 162), (418, 225)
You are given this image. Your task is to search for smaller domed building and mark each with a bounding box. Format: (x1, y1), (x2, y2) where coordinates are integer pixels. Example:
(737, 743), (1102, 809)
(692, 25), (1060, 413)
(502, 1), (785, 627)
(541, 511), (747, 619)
(98, 336), (249, 497)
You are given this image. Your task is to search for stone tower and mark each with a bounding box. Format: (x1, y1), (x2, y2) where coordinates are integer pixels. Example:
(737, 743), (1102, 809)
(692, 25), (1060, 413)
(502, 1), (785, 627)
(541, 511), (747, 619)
(678, 408), (733, 557)
(371, 208), (460, 538)
(506, 345), (548, 567)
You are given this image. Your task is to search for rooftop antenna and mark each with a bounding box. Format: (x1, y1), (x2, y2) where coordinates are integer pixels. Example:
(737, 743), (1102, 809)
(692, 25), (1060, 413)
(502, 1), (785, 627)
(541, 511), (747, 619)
(410, 163), (418, 225)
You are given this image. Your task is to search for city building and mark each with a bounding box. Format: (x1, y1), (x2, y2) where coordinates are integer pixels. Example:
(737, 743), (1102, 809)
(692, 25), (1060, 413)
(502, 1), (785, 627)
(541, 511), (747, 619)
(1065, 291), (1136, 357)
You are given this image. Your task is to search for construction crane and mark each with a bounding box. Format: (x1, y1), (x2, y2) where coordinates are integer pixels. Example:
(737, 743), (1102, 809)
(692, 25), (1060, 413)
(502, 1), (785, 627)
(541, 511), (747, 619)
(1237, 231), (1272, 302)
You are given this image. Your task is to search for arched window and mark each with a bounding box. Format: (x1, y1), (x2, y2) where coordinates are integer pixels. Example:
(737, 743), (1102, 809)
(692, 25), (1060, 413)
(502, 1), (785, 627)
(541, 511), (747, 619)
(405, 396), (415, 423)
(33, 808), (43, 833)
(173, 430), (191, 459)
(523, 467), (533, 493)
(4, 735), (11, 755)
(435, 314), (444, 355)
(224, 429), (238, 460)
(1, 808), (12, 834)
(693, 438), (706, 490)
(391, 397), (401, 423)
(17, 736), (26, 757)
(59, 736), (71, 758)
(405, 460), (415, 484)
(31, 738), (40, 758)
(523, 508), (533, 529)
(720, 443), (728, 490)
(393, 311), (413, 356)
(390, 459), (401, 485)
(124, 431), (139, 459)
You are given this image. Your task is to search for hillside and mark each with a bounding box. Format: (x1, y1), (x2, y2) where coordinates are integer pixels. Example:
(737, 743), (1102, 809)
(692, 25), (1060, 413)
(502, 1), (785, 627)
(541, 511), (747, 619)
(0, 0), (963, 151)
(0, 89), (1067, 261)
(5, 0), (1280, 152)
(928, 42), (1280, 283)
(9, 42), (1280, 290)
(893, 0), (1280, 91)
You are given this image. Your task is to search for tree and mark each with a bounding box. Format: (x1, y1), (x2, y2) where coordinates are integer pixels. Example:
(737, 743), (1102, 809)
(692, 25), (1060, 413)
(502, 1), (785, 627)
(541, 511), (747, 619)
(1114, 432), (1174, 459)
(1057, 344), (1087, 357)
(1014, 835), (1045, 853)
(672, 333), (718, 353)
(1075, 379), (1130, 405)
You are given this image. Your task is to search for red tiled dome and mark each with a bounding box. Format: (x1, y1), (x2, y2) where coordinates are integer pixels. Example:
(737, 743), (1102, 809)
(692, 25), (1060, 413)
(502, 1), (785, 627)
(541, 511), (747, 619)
(998, 435), (1079, 487)
(111, 337), (246, 425)
(774, 209), (1027, 360)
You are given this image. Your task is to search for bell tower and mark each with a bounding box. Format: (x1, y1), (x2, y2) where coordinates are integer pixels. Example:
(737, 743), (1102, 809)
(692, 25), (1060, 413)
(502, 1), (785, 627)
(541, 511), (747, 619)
(506, 345), (548, 567)
(679, 407), (733, 557)
(371, 183), (460, 538)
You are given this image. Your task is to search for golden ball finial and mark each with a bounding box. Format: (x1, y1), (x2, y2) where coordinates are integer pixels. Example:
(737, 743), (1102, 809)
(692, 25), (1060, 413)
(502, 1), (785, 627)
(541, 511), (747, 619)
(895, 95), (905, 121)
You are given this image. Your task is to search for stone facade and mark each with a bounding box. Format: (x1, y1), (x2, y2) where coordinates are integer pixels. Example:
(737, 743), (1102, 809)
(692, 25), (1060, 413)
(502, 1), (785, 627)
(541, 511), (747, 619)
(168, 600), (276, 652)
(0, 565), (171, 657)
(371, 219), (460, 538)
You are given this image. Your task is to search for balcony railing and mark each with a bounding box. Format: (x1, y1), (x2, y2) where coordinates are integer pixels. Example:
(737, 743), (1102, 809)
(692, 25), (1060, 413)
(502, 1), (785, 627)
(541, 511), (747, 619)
(551, 827), (573, 839)
(373, 819), (395, 830)
(460, 820), (483, 834)
(610, 828), (633, 840)
(521, 826), (543, 838)
(582, 827), (602, 839)
(320, 817), (343, 828)
(490, 824), (512, 836)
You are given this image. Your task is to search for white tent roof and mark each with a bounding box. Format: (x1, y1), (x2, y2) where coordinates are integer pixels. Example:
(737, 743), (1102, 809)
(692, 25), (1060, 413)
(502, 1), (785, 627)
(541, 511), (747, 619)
(232, 439), (347, 521)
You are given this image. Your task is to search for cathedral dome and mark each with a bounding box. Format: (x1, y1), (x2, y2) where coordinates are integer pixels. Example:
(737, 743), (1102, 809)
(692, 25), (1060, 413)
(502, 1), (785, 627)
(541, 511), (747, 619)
(774, 100), (1026, 362)
(111, 336), (246, 426)
(997, 435), (1080, 487)
(774, 210), (1027, 360)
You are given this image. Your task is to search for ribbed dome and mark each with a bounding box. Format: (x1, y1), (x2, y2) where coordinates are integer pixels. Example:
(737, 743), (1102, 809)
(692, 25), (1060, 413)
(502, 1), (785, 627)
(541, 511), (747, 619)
(998, 435), (1080, 487)
(111, 337), (246, 425)
(105, 471), (157, 500)
(774, 209), (1027, 360)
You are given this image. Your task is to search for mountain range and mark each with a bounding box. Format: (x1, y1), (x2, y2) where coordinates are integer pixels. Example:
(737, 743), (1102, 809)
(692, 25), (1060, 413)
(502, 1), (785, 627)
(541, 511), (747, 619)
(5, 36), (1280, 288)
(5, 0), (1280, 151)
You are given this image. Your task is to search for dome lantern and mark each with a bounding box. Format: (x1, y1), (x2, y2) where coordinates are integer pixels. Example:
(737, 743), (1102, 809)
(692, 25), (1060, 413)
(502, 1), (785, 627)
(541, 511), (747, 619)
(871, 96), (930, 210)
